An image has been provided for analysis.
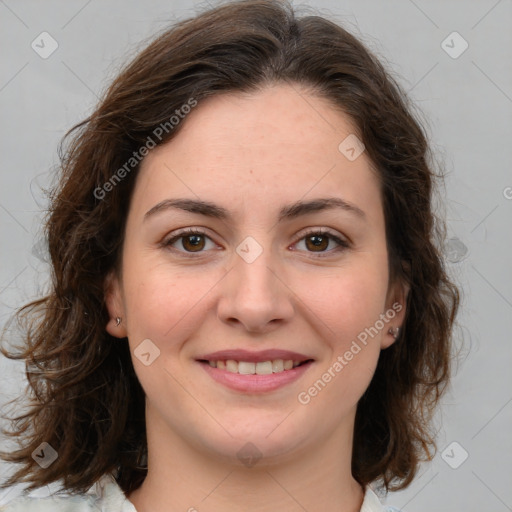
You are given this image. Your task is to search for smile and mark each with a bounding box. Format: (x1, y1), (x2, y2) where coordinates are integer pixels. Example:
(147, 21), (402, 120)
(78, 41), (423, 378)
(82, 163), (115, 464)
(203, 359), (308, 374)
(197, 359), (314, 393)
(195, 348), (315, 392)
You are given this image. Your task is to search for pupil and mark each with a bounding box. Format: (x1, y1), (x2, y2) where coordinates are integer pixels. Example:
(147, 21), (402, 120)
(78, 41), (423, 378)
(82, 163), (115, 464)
(308, 235), (327, 251)
(184, 235), (204, 250)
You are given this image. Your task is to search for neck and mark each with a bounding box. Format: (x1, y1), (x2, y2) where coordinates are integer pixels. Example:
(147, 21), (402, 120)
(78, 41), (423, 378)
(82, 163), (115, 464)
(127, 408), (365, 512)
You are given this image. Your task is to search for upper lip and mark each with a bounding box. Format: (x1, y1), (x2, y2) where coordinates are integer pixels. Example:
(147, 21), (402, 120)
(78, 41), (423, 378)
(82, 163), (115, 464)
(196, 349), (314, 363)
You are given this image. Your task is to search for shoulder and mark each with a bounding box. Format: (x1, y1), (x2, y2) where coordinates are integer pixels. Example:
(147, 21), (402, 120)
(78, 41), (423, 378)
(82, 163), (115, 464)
(0, 494), (98, 512)
(361, 486), (402, 512)
(0, 474), (137, 512)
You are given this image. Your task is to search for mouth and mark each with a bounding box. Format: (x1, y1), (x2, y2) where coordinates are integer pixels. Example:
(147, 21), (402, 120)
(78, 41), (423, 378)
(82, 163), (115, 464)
(197, 358), (314, 375)
(195, 350), (315, 393)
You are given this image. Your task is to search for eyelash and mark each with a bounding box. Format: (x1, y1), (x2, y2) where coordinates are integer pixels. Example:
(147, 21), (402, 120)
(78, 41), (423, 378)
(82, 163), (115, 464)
(161, 228), (350, 258)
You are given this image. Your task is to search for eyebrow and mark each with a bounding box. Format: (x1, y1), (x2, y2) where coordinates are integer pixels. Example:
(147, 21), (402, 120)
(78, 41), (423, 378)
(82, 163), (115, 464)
(143, 197), (366, 223)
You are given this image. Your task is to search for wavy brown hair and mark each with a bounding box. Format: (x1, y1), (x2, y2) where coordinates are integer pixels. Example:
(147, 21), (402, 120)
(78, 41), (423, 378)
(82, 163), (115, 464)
(1, 0), (460, 497)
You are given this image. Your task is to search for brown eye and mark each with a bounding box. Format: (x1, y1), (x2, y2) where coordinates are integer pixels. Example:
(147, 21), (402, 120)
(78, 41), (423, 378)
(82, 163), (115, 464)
(294, 229), (350, 257)
(163, 229), (215, 255)
(181, 234), (206, 252)
(305, 233), (330, 252)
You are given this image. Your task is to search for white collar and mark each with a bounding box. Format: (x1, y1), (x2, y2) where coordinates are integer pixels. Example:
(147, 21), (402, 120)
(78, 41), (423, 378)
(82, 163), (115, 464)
(91, 474), (395, 512)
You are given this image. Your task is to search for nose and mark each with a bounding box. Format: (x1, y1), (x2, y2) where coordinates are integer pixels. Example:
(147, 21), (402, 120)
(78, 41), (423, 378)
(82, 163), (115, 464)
(217, 245), (295, 334)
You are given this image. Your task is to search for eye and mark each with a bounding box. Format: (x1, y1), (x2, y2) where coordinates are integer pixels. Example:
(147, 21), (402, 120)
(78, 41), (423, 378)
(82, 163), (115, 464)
(161, 227), (350, 258)
(292, 228), (350, 257)
(161, 228), (216, 255)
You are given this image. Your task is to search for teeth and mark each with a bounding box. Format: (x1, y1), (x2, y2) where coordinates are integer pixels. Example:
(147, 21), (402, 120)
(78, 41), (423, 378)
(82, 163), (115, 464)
(255, 361), (273, 375)
(238, 361), (256, 375)
(272, 359), (284, 372)
(208, 359), (304, 374)
(226, 360), (238, 373)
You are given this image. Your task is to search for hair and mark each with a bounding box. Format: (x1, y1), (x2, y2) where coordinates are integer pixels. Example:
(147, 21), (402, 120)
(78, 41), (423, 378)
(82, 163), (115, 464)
(1, 0), (460, 497)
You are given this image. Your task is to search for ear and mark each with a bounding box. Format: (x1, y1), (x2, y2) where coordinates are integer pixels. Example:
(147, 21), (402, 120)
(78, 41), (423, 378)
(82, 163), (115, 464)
(104, 270), (127, 338)
(381, 277), (410, 350)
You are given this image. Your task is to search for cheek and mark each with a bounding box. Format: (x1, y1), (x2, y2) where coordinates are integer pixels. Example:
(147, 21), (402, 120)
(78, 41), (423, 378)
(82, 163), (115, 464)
(289, 258), (389, 403)
(122, 256), (220, 347)
(294, 267), (386, 409)
(291, 260), (388, 342)
(121, 264), (208, 398)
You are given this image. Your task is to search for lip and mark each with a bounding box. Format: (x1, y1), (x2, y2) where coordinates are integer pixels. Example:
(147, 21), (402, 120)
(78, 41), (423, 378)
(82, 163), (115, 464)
(198, 359), (314, 393)
(195, 349), (313, 363)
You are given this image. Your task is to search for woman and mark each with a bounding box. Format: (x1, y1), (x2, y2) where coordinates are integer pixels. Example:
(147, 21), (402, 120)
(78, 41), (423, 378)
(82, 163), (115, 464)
(0, 0), (460, 510)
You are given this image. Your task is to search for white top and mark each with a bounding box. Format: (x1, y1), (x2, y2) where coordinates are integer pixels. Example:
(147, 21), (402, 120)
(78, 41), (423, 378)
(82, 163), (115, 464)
(0, 473), (401, 511)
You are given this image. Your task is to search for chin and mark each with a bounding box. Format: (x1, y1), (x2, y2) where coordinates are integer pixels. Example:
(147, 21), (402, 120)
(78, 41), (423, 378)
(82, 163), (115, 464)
(192, 415), (314, 466)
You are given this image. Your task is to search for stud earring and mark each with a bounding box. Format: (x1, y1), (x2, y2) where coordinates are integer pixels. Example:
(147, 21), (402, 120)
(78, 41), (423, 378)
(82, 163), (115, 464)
(115, 317), (122, 327)
(388, 326), (400, 339)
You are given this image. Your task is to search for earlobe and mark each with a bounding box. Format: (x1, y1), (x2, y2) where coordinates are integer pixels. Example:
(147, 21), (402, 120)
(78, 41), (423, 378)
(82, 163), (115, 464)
(381, 280), (410, 350)
(106, 315), (127, 338)
(104, 270), (127, 338)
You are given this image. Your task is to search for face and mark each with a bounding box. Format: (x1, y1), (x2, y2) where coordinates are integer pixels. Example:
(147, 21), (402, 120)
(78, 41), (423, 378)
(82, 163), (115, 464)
(105, 83), (408, 465)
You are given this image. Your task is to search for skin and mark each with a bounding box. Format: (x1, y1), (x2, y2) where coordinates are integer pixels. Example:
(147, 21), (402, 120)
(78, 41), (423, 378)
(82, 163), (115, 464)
(105, 83), (409, 512)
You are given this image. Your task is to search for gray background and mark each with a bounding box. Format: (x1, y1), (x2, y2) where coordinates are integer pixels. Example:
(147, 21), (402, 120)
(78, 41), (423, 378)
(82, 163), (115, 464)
(1, 1), (511, 511)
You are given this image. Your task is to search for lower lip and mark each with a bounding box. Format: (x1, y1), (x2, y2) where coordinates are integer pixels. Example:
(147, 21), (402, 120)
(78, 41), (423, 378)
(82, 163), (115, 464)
(198, 361), (314, 393)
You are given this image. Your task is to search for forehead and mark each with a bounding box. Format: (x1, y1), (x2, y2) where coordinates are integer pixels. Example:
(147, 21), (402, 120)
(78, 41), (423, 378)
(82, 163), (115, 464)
(165, 84), (362, 151)
(130, 83), (383, 227)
